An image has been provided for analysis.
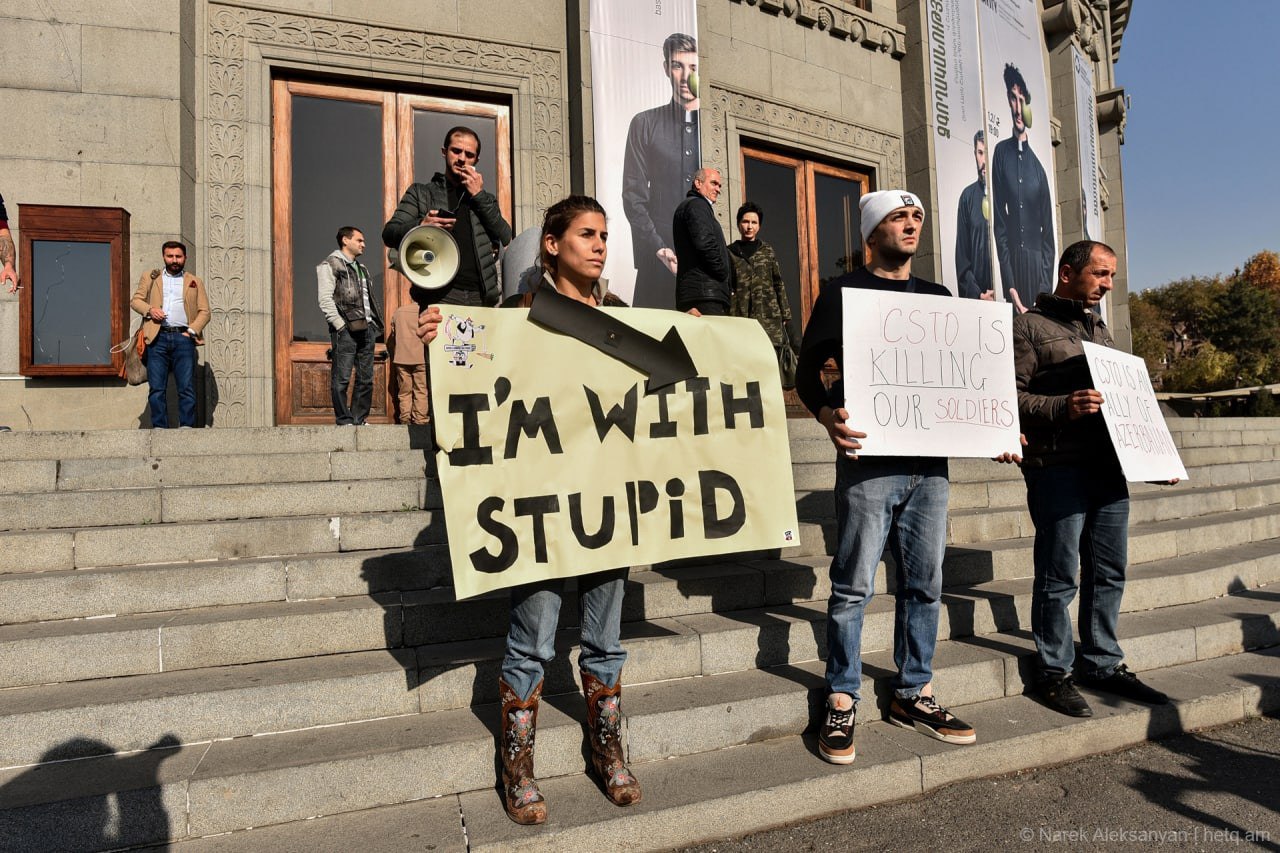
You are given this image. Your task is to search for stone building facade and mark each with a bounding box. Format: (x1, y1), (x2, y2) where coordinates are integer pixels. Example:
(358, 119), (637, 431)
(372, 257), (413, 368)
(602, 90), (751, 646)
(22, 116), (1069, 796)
(0, 0), (1132, 429)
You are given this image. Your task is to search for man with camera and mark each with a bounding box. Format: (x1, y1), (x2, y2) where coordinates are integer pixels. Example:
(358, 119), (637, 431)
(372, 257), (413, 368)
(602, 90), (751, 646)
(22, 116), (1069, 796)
(382, 126), (512, 309)
(318, 226), (382, 426)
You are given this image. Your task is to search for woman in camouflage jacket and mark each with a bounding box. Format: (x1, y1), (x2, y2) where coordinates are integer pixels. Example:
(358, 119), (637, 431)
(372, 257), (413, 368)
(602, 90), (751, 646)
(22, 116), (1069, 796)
(728, 201), (793, 351)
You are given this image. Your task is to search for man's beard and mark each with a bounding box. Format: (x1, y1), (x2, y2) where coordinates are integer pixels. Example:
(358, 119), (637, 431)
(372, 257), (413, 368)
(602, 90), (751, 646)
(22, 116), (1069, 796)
(880, 244), (916, 267)
(166, 263), (184, 275)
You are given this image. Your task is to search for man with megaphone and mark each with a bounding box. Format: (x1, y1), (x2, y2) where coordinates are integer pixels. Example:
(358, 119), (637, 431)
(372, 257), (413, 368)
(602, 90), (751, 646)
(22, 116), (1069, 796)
(383, 126), (512, 310)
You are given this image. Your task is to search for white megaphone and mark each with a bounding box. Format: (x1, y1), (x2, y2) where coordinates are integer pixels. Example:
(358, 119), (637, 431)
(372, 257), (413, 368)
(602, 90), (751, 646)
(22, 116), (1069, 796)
(391, 225), (460, 291)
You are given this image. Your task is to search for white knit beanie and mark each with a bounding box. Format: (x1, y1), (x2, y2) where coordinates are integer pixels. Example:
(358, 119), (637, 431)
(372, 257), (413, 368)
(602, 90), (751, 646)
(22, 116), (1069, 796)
(859, 190), (925, 244)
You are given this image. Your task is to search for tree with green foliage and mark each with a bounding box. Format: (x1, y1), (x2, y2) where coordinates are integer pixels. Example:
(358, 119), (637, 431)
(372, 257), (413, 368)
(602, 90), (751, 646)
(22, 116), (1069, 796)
(1204, 275), (1280, 387)
(1129, 250), (1280, 393)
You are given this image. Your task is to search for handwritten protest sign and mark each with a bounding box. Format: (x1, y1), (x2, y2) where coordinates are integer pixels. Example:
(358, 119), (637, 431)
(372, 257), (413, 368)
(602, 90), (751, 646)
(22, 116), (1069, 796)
(430, 308), (800, 599)
(1082, 342), (1188, 482)
(841, 289), (1021, 457)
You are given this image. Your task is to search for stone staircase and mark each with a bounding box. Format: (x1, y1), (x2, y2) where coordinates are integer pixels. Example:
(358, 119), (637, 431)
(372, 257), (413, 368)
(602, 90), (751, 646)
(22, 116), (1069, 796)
(0, 418), (1278, 851)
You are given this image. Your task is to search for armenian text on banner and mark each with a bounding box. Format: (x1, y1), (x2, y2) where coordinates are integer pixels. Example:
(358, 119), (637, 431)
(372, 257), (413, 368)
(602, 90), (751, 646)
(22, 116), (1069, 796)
(1072, 43), (1104, 243)
(923, 0), (992, 300)
(841, 289), (1021, 458)
(1081, 342), (1188, 483)
(429, 308), (799, 599)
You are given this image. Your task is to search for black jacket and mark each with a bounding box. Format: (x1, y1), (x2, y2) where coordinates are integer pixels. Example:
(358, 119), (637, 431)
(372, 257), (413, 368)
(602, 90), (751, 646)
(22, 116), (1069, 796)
(955, 178), (993, 299)
(673, 190), (733, 309)
(382, 173), (512, 307)
(1013, 293), (1119, 470)
(992, 136), (1055, 308)
(795, 267), (950, 419)
(622, 102), (699, 263)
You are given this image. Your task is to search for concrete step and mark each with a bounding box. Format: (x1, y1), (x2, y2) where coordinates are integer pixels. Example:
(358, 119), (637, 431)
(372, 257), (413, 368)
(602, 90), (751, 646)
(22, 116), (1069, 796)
(4, 641), (1276, 850)
(0, 477), (439, 533)
(1177, 442), (1280, 468)
(4, 566), (1275, 769)
(6, 520), (1275, 673)
(944, 477), (1280, 545)
(0, 509), (445, 573)
(0, 546), (451, 624)
(457, 649), (1280, 853)
(943, 538), (1280, 636)
(48, 448), (430, 491)
(0, 424), (438, 463)
(947, 502), (1280, 586)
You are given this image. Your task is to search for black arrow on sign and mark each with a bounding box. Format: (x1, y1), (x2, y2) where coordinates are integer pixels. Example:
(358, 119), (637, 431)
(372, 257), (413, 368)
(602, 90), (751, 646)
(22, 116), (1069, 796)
(528, 288), (698, 393)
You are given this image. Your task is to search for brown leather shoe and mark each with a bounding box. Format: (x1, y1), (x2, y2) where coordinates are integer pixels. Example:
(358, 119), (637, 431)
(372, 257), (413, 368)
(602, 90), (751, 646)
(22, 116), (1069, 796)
(581, 671), (642, 806)
(498, 678), (548, 825)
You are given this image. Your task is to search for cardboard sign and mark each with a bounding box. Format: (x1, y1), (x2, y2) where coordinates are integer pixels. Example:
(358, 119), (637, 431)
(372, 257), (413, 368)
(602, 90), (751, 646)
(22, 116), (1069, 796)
(1082, 342), (1188, 482)
(429, 308), (799, 599)
(841, 289), (1021, 457)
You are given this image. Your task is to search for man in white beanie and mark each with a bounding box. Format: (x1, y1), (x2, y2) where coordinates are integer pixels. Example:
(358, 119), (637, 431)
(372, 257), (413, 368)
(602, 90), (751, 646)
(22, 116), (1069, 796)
(795, 190), (976, 764)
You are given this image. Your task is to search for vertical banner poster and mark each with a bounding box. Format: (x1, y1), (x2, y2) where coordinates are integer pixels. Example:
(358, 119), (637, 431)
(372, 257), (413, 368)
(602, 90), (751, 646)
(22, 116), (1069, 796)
(979, 0), (1059, 313)
(1072, 44), (1103, 243)
(429, 308), (799, 599)
(924, 0), (994, 301)
(841, 289), (1021, 458)
(589, 0), (700, 310)
(1082, 342), (1188, 483)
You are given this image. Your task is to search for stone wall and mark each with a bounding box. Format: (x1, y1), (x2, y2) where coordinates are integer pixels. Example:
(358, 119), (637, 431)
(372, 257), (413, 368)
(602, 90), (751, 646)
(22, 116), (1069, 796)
(0, 1), (194, 428)
(0, 0), (1134, 429)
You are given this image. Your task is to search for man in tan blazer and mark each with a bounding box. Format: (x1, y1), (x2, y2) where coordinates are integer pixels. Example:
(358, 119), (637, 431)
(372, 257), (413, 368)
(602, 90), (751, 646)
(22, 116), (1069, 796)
(130, 241), (211, 428)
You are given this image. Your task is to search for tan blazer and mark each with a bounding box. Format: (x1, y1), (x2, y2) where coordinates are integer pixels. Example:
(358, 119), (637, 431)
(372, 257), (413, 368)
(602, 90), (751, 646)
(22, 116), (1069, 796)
(130, 269), (211, 345)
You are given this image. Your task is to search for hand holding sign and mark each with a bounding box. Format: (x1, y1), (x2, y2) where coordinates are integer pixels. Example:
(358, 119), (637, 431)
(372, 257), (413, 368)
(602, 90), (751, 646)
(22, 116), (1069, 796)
(841, 290), (1021, 458)
(1067, 389), (1104, 419)
(431, 308), (799, 599)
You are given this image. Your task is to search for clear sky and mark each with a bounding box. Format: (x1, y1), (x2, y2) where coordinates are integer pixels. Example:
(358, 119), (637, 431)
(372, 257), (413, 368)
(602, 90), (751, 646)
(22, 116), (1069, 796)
(1115, 0), (1280, 291)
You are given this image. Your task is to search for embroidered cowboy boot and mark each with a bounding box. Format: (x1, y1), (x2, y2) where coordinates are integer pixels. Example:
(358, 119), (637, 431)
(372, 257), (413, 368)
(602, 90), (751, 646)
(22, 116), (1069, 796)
(581, 671), (642, 806)
(498, 678), (547, 825)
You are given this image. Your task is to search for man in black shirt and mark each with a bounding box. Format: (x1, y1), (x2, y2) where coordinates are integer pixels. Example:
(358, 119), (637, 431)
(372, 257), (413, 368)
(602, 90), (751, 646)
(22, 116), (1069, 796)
(383, 126), (512, 308)
(991, 63), (1055, 311)
(796, 190), (976, 764)
(622, 33), (700, 309)
(955, 130), (994, 300)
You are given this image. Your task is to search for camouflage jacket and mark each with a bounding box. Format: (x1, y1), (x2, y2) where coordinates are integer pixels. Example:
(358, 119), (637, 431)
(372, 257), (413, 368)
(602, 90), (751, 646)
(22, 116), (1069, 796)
(728, 239), (792, 346)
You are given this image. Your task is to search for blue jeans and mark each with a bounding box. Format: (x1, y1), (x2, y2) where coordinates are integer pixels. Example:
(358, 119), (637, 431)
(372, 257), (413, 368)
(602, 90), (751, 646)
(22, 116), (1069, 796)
(1024, 465), (1129, 681)
(146, 328), (197, 428)
(501, 569), (629, 701)
(826, 456), (949, 701)
(330, 324), (377, 424)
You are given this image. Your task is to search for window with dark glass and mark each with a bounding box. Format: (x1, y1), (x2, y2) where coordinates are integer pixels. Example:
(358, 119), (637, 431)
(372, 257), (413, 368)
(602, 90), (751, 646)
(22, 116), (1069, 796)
(18, 205), (130, 377)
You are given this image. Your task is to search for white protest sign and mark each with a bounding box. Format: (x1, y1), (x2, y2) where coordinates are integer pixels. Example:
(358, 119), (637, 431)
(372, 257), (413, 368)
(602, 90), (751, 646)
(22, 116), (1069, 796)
(430, 308), (800, 600)
(1082, 342), (1188, 482)
(841, 289), (1021, 457)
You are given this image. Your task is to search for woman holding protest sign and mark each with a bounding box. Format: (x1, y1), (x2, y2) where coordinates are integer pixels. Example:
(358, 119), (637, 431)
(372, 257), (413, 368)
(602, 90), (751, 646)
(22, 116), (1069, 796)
(417, 195), (640, 825)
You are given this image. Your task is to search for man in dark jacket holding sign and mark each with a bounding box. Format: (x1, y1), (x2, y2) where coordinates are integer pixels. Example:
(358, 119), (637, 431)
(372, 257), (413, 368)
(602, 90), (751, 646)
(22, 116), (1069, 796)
(796, 190), (976, 765)
(383, 126), (512, 308)
(1014, 239), (1173, 718)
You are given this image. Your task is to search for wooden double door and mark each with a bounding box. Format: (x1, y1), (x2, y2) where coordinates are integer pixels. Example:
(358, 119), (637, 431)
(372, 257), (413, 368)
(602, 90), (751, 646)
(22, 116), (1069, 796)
(271, 79), (511, 424)
(739, 146), (870, 413)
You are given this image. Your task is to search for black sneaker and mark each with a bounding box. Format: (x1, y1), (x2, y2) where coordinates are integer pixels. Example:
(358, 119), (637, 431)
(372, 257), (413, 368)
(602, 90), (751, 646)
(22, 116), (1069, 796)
(818, 694), (856, 764)
(889, 694), (977, 744)
(1037, 676), (1093, 717)
(1080, 664), (1169, 705)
